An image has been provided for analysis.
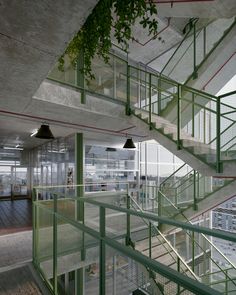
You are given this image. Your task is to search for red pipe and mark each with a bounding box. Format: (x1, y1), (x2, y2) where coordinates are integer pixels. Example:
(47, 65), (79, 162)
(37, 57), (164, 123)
(0, 109), (147, 139)
(133, 17), (171, 47)
(202, 51), (236, 91)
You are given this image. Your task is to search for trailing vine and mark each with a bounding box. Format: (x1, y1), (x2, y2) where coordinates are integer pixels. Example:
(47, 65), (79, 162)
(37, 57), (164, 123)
(59, 0), (158, 79)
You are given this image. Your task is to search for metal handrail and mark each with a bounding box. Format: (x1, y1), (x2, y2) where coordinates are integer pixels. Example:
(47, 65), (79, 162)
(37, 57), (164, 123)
(160, 163), (187, 188)
(129, 195), (199, 281)
(158, 191), (236, 274)
(34, 195), (221, 295)
(160, 18), (199, 76)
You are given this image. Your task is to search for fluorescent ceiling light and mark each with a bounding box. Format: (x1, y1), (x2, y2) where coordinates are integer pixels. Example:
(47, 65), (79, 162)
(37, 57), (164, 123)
(3, 147), (24, 151)
(31, 130), (38, 137)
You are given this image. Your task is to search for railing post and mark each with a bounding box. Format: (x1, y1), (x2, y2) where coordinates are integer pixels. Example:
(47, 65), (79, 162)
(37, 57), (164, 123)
(126, 194), (131, 246)
(177, 84), (182, 150)
(193, 170), (198, 211)
(192, 232), (195, 272)
(149, 222), (152, 259)
(99, 206), (106, 295)
(203, 26), (206, 58)
(149, 73), (153, 130)
(225, 269), (228, 294)
(53, 193), (58, 295)
(175, 188), (178, 208)
(177, 257), (181, 295)
(157, 190), (162, 231)
(126, 65), (131, 115)
(193, 21), (198, 80)
(192, 93), (195, 137)
(77, 50), (85, 104)
(216, 97), (223, 173)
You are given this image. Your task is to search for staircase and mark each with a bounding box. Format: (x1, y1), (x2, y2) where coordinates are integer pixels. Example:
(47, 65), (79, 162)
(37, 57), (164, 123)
(130, 67), (236, 176)
(156, 16), (236, 130)
(160, 17), (236, 90)
(130, 197), (199, 295)
(130, 196), (236, 295)
(158, 164), (236, 220)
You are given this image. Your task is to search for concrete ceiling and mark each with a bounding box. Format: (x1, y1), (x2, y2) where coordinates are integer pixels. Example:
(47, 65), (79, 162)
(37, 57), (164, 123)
(0, 0), (236, 157)
(0, 0), (98, 113)
(156, 0), (236, 18)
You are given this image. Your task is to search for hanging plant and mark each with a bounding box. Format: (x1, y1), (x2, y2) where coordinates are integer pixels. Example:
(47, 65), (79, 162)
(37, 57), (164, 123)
(58, 0), (158, 79)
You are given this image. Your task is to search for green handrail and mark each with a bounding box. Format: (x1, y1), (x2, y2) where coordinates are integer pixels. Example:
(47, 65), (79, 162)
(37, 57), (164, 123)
(157, 190), (236, 290)
(130, 195), (199, 281)
(159, 190), (236, 268)
(34, 192), (225, 295)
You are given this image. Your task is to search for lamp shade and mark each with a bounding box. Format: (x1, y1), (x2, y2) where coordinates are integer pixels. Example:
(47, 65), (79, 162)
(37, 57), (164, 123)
(35, 124), (54, 139)
(123, 138), (136, 149)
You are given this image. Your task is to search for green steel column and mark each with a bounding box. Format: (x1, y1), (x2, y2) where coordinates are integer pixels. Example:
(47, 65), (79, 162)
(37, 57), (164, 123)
(193, 22), (198, 79)
(53, 193), (58, 294)
(149, 73), (153, 130)
(77, 50), (85, 104)
(177, 84), (182, 150)
(158, 77), (161, 115)
(193, 171), (198, 211)
(75, 133), (84, 220)
(126, 195), (131, 246)
(100, 207), (106, 295)
(32, 188), (37, 265)
(126, 65), (131, 115)
(216, 98), (223, 173)
(75, 133), (85, 295)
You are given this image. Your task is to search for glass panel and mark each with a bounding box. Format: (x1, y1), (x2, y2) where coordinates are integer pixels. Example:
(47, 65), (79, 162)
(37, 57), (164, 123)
(0, 166), (11, 198)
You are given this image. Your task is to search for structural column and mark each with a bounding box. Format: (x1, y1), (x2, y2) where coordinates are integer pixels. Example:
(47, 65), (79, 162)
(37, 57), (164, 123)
(75, 133), (85, 295)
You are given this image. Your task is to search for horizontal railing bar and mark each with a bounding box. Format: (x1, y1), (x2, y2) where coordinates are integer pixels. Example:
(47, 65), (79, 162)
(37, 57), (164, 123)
(36, 201), (220, 295)
(218, 90), (236, 99)
(160, 163), (187, 187)
(47, 196), (236, 243)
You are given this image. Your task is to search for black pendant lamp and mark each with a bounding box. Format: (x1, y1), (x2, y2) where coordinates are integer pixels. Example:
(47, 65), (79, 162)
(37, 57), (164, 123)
(35, 124), (54, 139)
(123, 138), (136, 149)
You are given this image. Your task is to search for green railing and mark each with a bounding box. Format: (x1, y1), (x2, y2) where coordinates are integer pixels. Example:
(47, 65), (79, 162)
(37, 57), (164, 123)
(158, 164), (234, 210)
(135, 185), (236, 294)
(201, 267), (236, 295)
(160, 17), (236, 84)
(33, 185), (236, 295)
(128, 64), (236, 172)
(48, 49), (236, 173)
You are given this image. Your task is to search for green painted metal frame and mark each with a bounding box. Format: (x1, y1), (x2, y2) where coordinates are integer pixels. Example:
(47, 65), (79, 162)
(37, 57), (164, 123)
(75, 133), (85, 295)
(77, 51), (85, 104)
(33, 193), (224, 295)
(47, 42), (236, 173)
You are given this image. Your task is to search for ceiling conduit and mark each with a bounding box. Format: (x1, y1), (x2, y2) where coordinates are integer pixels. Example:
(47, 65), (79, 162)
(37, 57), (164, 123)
(0, 109), (147, 139)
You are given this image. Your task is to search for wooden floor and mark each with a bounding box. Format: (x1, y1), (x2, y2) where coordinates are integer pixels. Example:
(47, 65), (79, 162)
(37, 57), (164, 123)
(0, 199), (32, 235)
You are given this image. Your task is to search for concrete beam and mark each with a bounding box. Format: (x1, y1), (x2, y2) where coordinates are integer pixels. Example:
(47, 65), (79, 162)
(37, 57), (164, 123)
(0, 0), (98, 113)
